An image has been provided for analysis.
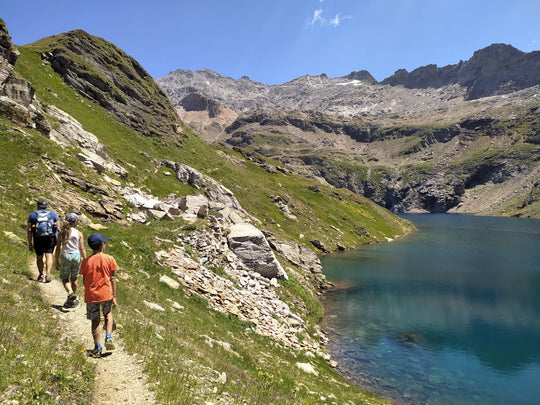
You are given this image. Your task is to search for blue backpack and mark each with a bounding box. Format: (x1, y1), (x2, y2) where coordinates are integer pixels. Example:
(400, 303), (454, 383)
(35, 209), (54, 237)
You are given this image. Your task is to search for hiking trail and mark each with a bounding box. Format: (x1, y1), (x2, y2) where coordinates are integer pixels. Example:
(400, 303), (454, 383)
(30, 261), (157, 404)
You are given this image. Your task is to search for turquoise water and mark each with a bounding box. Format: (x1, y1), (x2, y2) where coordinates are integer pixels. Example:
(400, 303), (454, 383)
(321, 214), (540, 405)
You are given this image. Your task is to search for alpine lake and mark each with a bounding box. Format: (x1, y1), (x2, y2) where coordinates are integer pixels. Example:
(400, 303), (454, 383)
(321, 214), (540, 405)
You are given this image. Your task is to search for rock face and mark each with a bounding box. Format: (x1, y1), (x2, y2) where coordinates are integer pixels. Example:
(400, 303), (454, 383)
(0, 19), (18, 85)
(180, 93), (222, 118)
(0, 19), (50, 133)
(35, 30), (183, 139)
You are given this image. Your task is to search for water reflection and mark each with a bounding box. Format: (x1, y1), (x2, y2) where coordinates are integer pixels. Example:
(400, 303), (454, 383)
(321, 214), (540, 405)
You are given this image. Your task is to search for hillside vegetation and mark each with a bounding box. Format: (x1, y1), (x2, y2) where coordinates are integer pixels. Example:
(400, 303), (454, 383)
(1, 22), (412, 404)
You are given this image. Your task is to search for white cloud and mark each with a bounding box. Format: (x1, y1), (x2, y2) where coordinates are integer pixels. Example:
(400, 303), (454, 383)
(310, 8), (324, 26)
(307, 1), (350, 28)
(330, 14), (340, 27)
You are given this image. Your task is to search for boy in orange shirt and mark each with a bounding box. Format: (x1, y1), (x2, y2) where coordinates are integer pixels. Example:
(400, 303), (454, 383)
(79, 233), (118, 358)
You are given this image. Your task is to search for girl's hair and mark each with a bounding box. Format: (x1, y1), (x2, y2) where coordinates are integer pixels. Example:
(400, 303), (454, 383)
(58, 220), (77, 247)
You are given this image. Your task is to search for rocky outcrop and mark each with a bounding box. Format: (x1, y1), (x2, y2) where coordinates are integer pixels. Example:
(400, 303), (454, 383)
(124, 180), (325, 281)
(42, 158), (124, 221)
(158, 244), (327, 353)
(0, 19), (18, 86)
(179, 93), (223, 118)
(122, 186), (289, 280)
(35, 30), (183, 139)
(0, 19), (50, 134)
(161, 160), (246, 213)
(46, 105), (127, 177)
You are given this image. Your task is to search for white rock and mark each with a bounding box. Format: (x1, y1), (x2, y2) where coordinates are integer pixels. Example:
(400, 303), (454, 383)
(296, 362), (318, 376)
(143, 300), (165, 311)
(159, 274), (180, 289)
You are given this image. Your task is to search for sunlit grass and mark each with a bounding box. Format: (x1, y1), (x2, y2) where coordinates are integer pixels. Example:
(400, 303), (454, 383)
(0, 235), (95, 405)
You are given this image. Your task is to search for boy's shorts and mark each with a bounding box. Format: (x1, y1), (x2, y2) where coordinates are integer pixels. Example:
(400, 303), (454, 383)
(34, 235), (56, 255)
(59, 253), (81, 280)
(86, 300), (113, 321)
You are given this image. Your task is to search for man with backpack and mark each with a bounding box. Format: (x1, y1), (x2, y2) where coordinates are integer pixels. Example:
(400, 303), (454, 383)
(27, 198), (59, 283)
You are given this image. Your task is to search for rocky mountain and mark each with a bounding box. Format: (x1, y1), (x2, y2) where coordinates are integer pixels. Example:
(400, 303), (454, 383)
(31, 29), (183, 139)
(156, 44), (540, 117)
(156, 44), (540, 217)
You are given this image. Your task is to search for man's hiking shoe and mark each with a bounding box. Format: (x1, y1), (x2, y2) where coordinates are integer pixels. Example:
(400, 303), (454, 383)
(37, 274), (45, 282)
(87, 348), (102, 358)
(45, 274), (51, 283)
(105, 336), (115, 350)
(63, 296), (79, 308)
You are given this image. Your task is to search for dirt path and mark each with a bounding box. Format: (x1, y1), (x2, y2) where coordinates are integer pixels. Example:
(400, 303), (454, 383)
(30, 261), (157, 404)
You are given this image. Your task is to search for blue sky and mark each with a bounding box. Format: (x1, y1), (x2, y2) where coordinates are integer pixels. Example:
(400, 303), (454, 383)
(2, 0), (539, 85)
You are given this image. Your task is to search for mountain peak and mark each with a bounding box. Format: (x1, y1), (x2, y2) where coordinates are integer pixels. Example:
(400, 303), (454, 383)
(343, 70), (378, 84)
(470, 43), (524, 62)
(381, 43), (540, 99)
(26, 30), (182, 138)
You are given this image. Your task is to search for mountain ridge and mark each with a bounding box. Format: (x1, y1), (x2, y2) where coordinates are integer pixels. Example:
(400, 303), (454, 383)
(158, 43), (540, 105)
(156, 43), (540, 127)
(156, 43), (540, 218)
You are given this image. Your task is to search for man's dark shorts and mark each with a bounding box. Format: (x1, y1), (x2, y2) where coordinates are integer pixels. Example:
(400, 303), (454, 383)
(34, 235), (56, 255)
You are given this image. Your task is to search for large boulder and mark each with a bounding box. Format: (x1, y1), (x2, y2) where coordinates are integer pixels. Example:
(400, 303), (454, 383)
(274, 241), (322, 274)
(227, 223), (288, 280)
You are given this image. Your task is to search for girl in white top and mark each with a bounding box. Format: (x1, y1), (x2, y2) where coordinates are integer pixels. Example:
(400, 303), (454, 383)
(55, 213), (87, 308)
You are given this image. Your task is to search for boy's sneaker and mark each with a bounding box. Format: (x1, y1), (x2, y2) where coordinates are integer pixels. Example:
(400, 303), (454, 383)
(105, 336), (115, 350)
(87, 348), (102, 358)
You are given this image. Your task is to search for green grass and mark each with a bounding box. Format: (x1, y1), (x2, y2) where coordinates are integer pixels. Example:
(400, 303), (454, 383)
(0, 36), (416, 404)
(0, 234), (95, 405)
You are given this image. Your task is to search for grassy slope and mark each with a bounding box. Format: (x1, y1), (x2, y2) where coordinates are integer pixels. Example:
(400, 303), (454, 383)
(0, 39), (413, 404)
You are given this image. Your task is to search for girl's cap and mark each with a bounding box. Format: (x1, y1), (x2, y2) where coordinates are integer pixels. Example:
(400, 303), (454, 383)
(66, 213), (79, 223)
